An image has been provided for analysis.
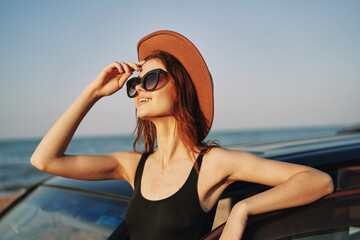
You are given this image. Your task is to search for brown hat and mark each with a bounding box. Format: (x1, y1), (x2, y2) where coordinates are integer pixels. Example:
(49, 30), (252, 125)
(137, 30), (214, 135)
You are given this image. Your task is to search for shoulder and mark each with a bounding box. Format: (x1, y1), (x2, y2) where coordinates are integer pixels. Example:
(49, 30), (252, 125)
(201, 147), (234, 182)
(202, 147), (260, 181)
(204, 147), (261, 165)
(204, 147), (228, 158)
(203, 147), (250, 164)
(202, 147), (230, 169)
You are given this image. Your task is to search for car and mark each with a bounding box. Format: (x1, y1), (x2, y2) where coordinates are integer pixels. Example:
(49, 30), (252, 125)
(204, 187), (360, 240)
(0, 177), (134, 240)
(202, 127), (360, 240)
(0, 128), (359, 240)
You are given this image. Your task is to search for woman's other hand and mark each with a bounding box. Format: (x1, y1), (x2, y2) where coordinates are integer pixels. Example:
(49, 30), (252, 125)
(219, 203), (248, 240)
(89, 60), (145, 98)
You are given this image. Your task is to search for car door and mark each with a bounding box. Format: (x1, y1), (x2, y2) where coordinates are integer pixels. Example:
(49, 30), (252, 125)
(203, 189), (360, 240)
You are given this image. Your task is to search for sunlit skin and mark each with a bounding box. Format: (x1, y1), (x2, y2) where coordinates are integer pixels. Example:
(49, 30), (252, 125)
(31, 59), (334, 239)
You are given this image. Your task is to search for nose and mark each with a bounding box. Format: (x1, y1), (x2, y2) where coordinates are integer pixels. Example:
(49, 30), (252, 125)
(135, 82), (145, 94)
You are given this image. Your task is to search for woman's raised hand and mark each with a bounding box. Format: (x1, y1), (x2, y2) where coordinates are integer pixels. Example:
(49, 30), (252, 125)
(89, 60), (145, 98)
(31, 60), (146, 180)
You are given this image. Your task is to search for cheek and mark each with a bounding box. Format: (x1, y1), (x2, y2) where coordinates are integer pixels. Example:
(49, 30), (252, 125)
(156, 92), (174, 110)
(167, 82), (177, 103)
(155, 86), (176, 113)
(167, 85), (177, 109)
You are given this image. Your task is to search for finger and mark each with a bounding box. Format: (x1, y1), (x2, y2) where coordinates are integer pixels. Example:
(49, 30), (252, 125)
(120, 62), (132, 74)
(113, 61), (124, 74)
(118, 71), (132, 86)
(104, 61), (122, 74)
(138, 60), (146, 65)
(135, 60), (146, 72)
(126, 61), (142, 71)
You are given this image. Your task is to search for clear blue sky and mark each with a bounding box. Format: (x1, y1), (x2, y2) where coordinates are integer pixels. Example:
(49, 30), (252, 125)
(1, 0), (359, 139)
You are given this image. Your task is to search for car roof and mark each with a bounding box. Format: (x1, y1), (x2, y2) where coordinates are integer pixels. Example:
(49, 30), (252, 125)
(227, 132), (360, 158)
(222, 132), (360, 198)
(43, 177), (134, 200)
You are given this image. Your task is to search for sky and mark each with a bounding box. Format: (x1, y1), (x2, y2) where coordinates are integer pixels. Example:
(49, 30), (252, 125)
(0, 0), (359, 139)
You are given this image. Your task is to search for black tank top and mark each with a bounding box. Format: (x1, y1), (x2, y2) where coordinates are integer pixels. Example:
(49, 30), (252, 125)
(125, 153), (217, 240)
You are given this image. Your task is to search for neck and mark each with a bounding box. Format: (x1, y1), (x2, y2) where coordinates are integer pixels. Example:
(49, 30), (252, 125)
(151, 116), (189, 167)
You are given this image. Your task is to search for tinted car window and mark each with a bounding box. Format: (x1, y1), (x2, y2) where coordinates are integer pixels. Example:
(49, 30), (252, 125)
(280, 226), (360, 239)
(0, 186), (128, 240)
(242, 191), (360, 240)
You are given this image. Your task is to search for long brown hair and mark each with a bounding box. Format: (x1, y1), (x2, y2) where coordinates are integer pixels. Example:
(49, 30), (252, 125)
(133, 51), (218, 158)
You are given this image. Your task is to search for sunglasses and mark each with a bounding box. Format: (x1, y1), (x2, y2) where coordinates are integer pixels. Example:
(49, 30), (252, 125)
(126, 68), (168, 98)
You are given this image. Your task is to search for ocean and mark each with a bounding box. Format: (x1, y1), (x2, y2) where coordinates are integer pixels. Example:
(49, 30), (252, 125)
(0, 126), (340, 196)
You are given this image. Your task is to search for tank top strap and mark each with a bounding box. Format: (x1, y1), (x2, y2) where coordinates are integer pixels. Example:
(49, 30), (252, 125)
(194, 150), (207, 172)
(196, 154), (204, 172)
(134, 153), (151, 190)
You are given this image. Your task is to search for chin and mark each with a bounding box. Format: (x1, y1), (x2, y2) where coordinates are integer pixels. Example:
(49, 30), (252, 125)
(136, 105), (173, 119)
(136, 110), (155, 120)
(136, 111), (174, 122)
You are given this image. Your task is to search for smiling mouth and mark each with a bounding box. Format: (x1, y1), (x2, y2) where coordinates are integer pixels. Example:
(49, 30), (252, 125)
(138, 98), (152, 104)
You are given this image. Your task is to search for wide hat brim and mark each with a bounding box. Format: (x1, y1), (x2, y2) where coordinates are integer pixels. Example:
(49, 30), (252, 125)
(137, 30), (214, 136)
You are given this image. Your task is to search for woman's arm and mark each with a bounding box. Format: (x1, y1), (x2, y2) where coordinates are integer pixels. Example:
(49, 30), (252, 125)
(31, 61), (144, 182)
(207, 148), (334, 240)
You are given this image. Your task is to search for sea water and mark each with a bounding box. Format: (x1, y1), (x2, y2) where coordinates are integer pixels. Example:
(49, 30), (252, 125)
(0, 126), (340, 195)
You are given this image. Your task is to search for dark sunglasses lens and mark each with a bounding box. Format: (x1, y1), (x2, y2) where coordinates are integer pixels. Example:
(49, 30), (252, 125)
(143, 72), (158, 91)
(127, 79), (139, 97)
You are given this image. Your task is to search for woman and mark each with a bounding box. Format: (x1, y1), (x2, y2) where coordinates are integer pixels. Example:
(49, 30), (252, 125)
(31, 30), (334, 240)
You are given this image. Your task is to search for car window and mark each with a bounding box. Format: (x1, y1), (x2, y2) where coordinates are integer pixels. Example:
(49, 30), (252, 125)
(242, 192), (360, 240)
(0, 186), (128, 240)
(279, 226), (360, 239)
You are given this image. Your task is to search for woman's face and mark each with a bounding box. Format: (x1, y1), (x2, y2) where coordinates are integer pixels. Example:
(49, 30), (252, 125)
(134, 58), (175, 120)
